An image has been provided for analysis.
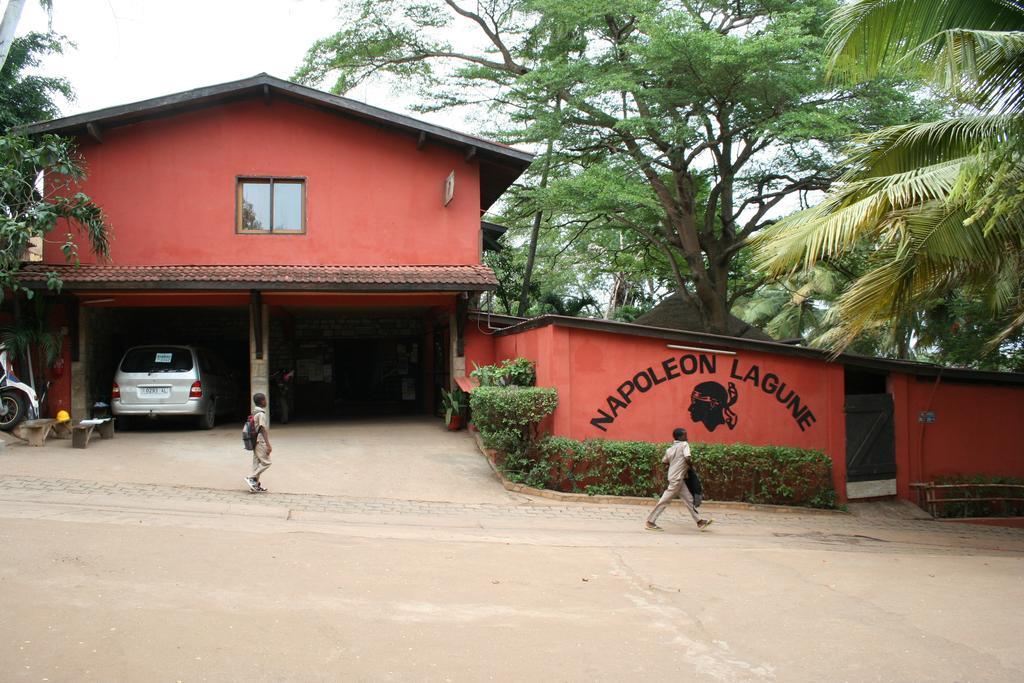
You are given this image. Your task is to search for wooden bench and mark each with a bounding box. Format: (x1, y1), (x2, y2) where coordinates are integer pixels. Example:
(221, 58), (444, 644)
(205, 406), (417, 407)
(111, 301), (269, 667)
(911, 481), (1024, 517)
(72, 418), (115, 449)
(16, 418), (60, 447)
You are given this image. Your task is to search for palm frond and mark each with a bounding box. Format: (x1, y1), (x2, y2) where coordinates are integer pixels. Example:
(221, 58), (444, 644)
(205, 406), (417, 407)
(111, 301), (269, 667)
(988, 303), (1024, 349)
(922, 29), (1024, 112)
(828, 0), (1024, 84)
(753, 160), (967, 276)
(843, 115), (1017, 179)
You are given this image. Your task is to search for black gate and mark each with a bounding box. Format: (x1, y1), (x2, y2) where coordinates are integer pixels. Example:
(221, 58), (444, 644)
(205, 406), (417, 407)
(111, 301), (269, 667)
(844, 394), (896, 481)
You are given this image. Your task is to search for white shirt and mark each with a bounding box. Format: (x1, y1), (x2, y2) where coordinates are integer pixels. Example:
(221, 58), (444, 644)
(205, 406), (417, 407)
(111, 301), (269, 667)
(663, 440), (691, 484)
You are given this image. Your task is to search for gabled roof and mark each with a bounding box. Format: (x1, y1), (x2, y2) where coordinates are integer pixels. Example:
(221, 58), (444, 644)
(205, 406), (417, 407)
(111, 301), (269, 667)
(18, 263), (498, 292)
(18, 73), (533, 210)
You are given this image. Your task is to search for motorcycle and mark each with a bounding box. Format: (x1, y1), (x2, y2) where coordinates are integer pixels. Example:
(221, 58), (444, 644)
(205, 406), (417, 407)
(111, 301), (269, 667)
(0, 349), (40, 431)
(270, 368), (294, 424)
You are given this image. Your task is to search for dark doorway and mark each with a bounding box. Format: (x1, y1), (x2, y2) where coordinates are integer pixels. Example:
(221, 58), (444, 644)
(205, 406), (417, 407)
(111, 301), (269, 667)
(844, 392), (897, 482)
(332, 337), (423, 416)
(844, 365), (888, 394)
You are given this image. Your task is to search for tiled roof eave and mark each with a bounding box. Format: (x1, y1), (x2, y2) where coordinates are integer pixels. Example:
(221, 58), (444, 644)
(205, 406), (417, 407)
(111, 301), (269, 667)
(17, 264), (498, 291)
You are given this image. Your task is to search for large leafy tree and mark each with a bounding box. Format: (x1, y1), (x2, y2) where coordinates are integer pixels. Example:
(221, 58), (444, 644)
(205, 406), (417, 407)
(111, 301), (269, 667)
(0, 31), (71, 133)
(0, 28), (109, 303)
(754, 0), (1024, 355)
(485, 207), (671, 320)
(0, 133), (110, 301)
(298, 0), (927, 334)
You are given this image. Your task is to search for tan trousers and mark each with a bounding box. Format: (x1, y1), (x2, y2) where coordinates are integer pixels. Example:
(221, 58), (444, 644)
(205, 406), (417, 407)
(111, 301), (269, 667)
(647, 480), (700, 525)
(251, 444), (271, 481)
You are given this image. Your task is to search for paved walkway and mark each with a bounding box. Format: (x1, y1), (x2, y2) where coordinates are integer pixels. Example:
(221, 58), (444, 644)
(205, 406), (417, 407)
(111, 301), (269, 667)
(0, 416), (517, 503)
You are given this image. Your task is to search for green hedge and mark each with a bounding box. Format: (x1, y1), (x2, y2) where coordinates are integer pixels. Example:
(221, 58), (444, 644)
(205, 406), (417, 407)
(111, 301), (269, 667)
(531, 437), (837, 509)
(470, 386), (558, 488)
(470, 386), (558, 434)
(468, 382), (837, 509)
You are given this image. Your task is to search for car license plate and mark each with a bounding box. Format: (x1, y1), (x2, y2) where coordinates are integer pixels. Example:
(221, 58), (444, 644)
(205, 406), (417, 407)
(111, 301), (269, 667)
(138, 386), (170, 398)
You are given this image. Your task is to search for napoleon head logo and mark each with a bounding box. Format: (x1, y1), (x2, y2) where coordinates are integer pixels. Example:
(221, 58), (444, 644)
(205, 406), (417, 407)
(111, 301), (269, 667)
(688, 381), (739, 432)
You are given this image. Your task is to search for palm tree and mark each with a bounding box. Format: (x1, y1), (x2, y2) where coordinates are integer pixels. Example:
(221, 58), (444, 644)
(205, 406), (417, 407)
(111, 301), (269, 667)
(754, 0), (1024, 353)
(1, 297), (60, 392)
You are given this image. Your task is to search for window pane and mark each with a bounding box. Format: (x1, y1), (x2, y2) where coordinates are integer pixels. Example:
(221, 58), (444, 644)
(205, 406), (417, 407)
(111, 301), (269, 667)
(273, 182), (303, 232)
(240, 182), (270, 231)
(120, 347), (193, 373)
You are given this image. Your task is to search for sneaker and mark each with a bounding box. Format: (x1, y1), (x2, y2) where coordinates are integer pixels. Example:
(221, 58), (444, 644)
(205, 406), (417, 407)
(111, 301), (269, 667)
(255, 484), (267, 493)
(697, 519), (713, 531)
(243, 476), (257, 492)
(644, 522), (663, 531)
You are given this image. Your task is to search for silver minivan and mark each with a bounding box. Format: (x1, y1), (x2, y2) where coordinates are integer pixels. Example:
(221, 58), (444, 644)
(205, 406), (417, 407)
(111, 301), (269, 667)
(112, 346), (239, 429)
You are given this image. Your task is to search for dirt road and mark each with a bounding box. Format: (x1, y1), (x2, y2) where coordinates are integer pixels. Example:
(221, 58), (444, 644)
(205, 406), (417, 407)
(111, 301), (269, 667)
(1, 472), (1022, 682)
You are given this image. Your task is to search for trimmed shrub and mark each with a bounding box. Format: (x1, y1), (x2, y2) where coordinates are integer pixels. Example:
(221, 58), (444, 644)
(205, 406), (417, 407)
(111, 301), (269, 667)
(532, 437), (837, 509)
(537, 437), (664, 497)
(470, 386), (558, 434)
(471, 386), (558, 486)
(471, 357), (536, 387)
(694, 443), (836, 509)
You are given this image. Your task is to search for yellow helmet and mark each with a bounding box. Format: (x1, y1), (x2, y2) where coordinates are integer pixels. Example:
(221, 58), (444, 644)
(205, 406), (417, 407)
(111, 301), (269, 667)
(56, 410), (71, 423)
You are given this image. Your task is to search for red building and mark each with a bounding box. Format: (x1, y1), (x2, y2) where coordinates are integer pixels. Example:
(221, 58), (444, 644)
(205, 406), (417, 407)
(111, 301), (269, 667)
(20, 74), (530, 424)
(19, 74), (1024, 506)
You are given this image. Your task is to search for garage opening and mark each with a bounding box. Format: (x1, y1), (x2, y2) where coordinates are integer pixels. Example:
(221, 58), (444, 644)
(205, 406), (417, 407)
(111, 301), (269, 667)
(269, 307), (447, 420)
(83, 306), (250, 424)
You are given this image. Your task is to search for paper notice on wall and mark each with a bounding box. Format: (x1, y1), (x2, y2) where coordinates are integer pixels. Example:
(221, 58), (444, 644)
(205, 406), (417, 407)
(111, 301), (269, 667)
(296, 359), (317, 381)
(402, 378), (416, 401)
(308, 364), (325, 382)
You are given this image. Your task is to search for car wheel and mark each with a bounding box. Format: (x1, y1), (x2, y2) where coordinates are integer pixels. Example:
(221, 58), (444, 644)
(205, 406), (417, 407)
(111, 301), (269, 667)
(0, 390), (27, 431)
(198, 399), (216, 430)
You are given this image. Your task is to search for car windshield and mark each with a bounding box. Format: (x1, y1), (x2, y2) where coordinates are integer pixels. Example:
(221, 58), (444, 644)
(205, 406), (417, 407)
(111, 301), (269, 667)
(120, 348), (193, 373)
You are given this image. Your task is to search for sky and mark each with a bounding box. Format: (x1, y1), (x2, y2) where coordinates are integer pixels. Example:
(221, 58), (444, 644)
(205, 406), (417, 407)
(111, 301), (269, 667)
(15, 0), (472, 131)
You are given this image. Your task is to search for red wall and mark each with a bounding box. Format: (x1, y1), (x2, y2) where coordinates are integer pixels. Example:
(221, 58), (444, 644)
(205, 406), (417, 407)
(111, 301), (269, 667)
(476, 321), (1024, 506)
(464, 321), (498, 371)
(892, 377), (1024, 498)
(47, 98), (482, 267)
(477, 324), (849, 498)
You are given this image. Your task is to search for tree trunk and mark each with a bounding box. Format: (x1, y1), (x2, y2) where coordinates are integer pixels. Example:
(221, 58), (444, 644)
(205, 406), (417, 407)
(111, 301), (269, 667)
(604, 273), (621, 319)
(669, 190), (733, 336)
(517, 135), (555, 317)
(0, 0), (27, 71)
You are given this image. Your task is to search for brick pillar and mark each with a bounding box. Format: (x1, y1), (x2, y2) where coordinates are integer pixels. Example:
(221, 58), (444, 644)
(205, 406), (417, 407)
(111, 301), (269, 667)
(71, 307), (90, 420)
(249, 299), (270, 419)
(449, 310), (464, 389)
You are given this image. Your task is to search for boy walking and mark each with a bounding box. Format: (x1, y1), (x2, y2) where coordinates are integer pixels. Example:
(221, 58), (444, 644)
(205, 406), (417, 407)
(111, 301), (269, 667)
(645, 427), (712, 531)
(243, 393), (272, 493)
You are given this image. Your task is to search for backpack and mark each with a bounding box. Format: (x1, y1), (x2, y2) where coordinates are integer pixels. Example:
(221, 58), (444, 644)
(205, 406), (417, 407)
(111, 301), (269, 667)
(242, 414), (257, 451)
(685, 466), (703, 508)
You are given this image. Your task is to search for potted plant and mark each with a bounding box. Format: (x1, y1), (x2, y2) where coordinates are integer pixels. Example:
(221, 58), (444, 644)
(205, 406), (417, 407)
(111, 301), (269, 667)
(441, 388), (465, 430)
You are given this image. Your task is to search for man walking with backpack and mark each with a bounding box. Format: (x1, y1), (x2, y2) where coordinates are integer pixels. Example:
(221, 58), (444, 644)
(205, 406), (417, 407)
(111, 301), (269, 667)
(243, 393), (272, 493)
(645, 427), (712, 532)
